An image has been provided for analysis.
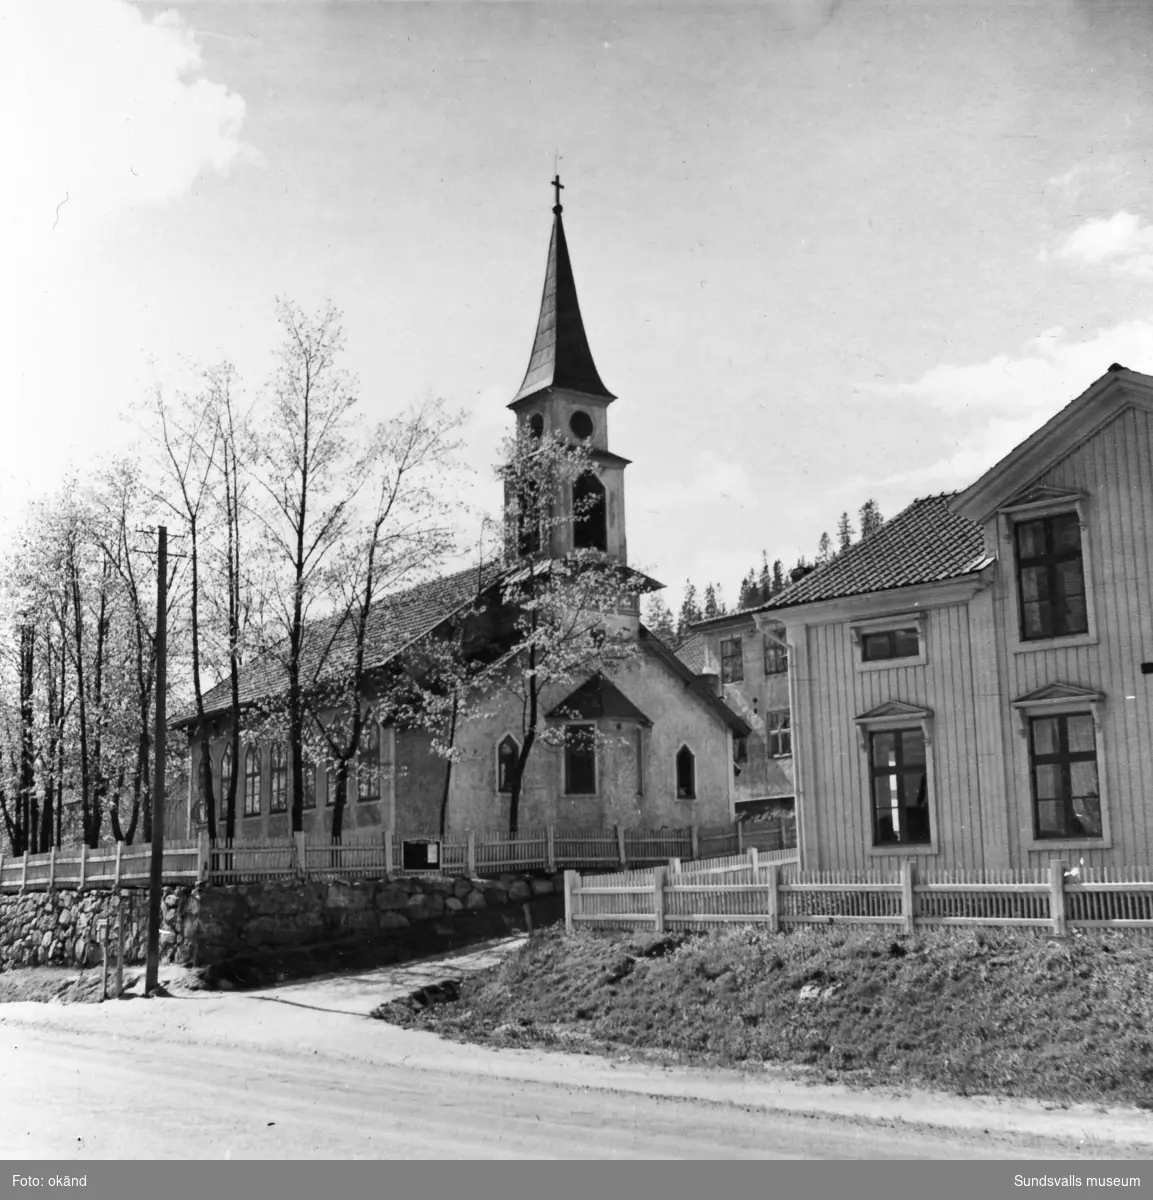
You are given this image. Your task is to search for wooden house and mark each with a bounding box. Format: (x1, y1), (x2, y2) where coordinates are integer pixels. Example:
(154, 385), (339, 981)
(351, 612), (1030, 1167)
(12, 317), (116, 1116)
(753, 364), (1153, 871)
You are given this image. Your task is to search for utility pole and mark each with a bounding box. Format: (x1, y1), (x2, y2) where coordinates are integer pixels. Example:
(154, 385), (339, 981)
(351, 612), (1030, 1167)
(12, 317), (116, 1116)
(145, 525), (167, 996)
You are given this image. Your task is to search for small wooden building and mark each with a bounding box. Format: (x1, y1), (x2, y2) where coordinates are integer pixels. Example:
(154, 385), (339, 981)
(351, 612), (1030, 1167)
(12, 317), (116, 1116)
(756, 364), (1153, 871)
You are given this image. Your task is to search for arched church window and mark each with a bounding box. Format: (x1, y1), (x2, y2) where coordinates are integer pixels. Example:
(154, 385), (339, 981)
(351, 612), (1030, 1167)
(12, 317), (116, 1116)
(497, 735), (519, 793)
(676, 745), (696, 800)
(270, 743), (288, 813)
(219, 744), (233, 820)
(569, 410), (594, 439)
(572, 473), (607, 551)
(528, 413), (544, 438)
(244, 745), (261, 817)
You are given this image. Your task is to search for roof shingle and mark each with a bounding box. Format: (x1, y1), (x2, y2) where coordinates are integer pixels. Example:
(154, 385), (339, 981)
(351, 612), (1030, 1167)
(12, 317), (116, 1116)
(759, 493), (988, 612)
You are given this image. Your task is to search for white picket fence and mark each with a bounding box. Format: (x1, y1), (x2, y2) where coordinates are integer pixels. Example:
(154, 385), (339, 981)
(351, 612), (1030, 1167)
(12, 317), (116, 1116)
(0, 819), (796, 891)
(565, 859), (1153, 935)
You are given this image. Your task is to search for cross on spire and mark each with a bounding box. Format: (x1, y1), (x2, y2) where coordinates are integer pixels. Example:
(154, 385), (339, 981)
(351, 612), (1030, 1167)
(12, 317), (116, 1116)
(551, 174), (564, 214)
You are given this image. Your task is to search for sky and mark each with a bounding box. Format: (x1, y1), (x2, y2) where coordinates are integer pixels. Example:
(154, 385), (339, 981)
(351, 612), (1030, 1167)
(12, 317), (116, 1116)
(5, 0), (1153, 610)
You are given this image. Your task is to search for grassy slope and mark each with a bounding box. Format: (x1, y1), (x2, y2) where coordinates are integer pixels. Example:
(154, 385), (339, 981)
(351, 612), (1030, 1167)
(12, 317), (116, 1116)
(373, 925), (1153, 1108)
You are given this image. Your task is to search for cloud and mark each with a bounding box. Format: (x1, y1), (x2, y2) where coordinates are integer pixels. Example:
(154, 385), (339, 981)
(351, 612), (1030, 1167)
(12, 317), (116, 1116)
(1050, 211), (1153, 275)
(869, 318), (1153, 490)
(0, 0), (251, 510)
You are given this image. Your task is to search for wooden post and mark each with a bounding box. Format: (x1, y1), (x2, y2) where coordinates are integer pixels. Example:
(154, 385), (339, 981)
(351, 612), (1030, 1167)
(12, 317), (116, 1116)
(115, 897), (125, 999)
(669, 857), (681, 874)
(78, 842), (87, 892)
(99, 919), (109, 1001)
(295, 830), (307, 878)
(901, 860), (917, 936)
(467, 830), (477, 877)
(197, 831), (211, 882)
(653, 865), (667, 933)
(113, 841), (123, 889)
(48, 846), (56, 891)
(546, 824), (556, 873)
(20, 850), (29, 894)
(748, 846), (759, 871)
(1050, 859), (1068, 937)
(690, 825), (700, 861)
(766, 862), (780, 935)
(384, 829), (394, 878)
(563, 870), (577, 932)
(736, 820), (744, 854)
(616, 825), (627, 868)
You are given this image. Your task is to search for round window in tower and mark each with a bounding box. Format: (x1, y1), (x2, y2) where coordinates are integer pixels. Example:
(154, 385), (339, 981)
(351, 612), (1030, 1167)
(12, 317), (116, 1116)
(569, 410), (594, 440)
(528, 413), (544, 438)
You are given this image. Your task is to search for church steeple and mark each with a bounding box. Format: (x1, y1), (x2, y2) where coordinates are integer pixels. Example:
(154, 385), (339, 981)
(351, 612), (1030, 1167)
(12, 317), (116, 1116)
(510, 177), (616, 407)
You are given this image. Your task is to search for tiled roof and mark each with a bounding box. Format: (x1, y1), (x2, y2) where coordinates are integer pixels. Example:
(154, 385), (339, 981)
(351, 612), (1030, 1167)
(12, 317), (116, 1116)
(760, 493), (988, 611)
(181, 561), (508, 724)
(510, 208), (615, 405)
(673, 631), (707, 674)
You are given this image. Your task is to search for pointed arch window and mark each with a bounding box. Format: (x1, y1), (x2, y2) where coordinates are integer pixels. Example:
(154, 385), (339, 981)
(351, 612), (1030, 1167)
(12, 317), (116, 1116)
(244, 745), (261, 817)
(517, 479), (542, 557)
(572, 472), (607, 551)
(564, 724), (597, 795)
(358, 721), (381, 802)
(219, 744), (233, 820)
(497, 735), (519, 793)
(270, 744), (288, 814)
(302, 760), (317, 810)
(676, 745), (696, 800)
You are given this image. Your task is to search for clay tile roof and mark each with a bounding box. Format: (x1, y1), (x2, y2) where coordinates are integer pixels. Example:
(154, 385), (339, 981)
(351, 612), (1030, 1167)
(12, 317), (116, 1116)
(759, 493), (988, 612)
(181, 561), (508, 725)
(673, 631), (707, 674)
(510, 209), (615, 405)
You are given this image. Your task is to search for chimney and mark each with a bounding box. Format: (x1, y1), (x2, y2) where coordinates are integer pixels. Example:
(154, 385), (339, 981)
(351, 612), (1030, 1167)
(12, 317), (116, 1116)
(789, 565), (815, 583)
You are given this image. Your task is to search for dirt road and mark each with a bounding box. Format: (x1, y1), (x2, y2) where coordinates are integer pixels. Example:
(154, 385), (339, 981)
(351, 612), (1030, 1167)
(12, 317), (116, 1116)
(1, 939), (1150, 1159)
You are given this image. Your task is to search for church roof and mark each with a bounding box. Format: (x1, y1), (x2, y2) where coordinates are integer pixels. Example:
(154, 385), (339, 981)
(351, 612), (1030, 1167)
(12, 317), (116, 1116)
(510, 191), (615, 406)
(546, 675), (652, 725)
(173, 561), (509, 726)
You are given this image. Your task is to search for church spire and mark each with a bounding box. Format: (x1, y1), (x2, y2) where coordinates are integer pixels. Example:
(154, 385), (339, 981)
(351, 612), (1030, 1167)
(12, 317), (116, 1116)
(510, 177), (616, 407)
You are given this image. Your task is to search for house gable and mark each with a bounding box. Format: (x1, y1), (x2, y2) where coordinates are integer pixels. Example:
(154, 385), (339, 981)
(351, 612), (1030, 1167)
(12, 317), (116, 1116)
(951, 366), (1153, 525)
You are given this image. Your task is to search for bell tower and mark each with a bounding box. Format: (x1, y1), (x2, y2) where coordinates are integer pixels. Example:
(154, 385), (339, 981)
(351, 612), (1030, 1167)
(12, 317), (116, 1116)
(507, 177), (631, 566)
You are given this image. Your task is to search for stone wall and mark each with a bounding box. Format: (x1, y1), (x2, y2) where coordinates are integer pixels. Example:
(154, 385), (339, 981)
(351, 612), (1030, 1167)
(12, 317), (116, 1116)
(0, 871), (562, 973)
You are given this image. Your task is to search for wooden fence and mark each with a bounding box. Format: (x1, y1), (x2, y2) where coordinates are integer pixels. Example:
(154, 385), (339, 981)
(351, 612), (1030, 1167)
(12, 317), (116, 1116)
(0, 818), (796, 892)
(565, 859), (1153, 935)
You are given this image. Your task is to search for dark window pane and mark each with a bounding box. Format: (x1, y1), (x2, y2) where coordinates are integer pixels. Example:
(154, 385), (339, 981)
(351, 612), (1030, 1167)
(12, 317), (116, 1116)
(498, 736), (517, 793)
(1016, 520), (1046, 559)
(871, 731), (897, 768)
(1031, 717), (1060, 757)
(1036, 799), (1065, 836)
(892, 628), (920, 658)
(903, 769), (928, 807)
(1022, 600), (1050, 639)
(1056, 558), (1085, 597)
(1034, 764), (1062, 801)
(861, 632), (890, 661)
(1019, 565), (1048, 603)
(1067, 714), (1095, 755)
(900, 729), (926, 767)
(1061, 594), (1088, 637)
(676, 746), (696, 798)
(565, 726), (596, 795)
(1051, 513), (1082, 553)
(1071, 791), (1103, 836)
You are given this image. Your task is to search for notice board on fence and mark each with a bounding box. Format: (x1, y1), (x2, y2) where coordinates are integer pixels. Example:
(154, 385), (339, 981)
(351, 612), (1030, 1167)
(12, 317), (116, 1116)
(402, 840), (440, 870)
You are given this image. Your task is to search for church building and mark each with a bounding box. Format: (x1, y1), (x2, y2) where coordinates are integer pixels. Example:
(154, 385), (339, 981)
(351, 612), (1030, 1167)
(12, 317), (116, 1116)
(177, 182), (750, 839)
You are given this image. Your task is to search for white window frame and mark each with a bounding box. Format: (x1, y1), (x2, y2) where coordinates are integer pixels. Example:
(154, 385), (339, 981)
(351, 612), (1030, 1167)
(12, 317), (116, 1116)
(998, 493), (1099, 655)
(766, 709), (791, 758)
(850, 612), (928, 672)
(1011, 685), (1110, 851)
(854, 702), (939, 858)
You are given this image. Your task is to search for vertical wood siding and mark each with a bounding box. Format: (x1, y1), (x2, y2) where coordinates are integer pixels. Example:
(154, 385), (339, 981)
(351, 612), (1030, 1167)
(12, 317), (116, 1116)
(992, 406), (1153, 868)
(806, 601), (985, 871)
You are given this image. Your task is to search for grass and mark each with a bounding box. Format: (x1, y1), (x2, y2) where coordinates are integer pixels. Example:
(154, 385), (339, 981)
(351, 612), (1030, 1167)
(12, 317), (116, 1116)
(372, 925), (1153, 1109)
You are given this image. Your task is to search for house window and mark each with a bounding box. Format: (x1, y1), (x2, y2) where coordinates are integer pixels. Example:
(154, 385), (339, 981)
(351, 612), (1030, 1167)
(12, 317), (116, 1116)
(564, 724), (597, 795)
(860, 628), (920, 662)
(572, 473), (607, 552)
(869, 728), (930, 846)
(244, 745), (261, 817)
(219, 744), (233, 820)
(1015, 513), (1088, 641)
(767, 711), (791, 758)
(325, 767), (337, 808)
(497, 735), (518, 794)
(301, 761), (317, 810)
(720, 637), (744, 682)
(270, 744), (288, 814)
(676, 745), (696, 799)
(763, 638), (788, 675)
(1029, 713), (1102, 839)
(358, 722), (381, 802)
(734, 736), (749, 765)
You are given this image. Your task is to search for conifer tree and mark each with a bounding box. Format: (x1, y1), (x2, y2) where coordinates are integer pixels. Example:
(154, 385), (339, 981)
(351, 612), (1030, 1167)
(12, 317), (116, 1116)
(859, 498), (884, 539)
(837, 511), (854, 553)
